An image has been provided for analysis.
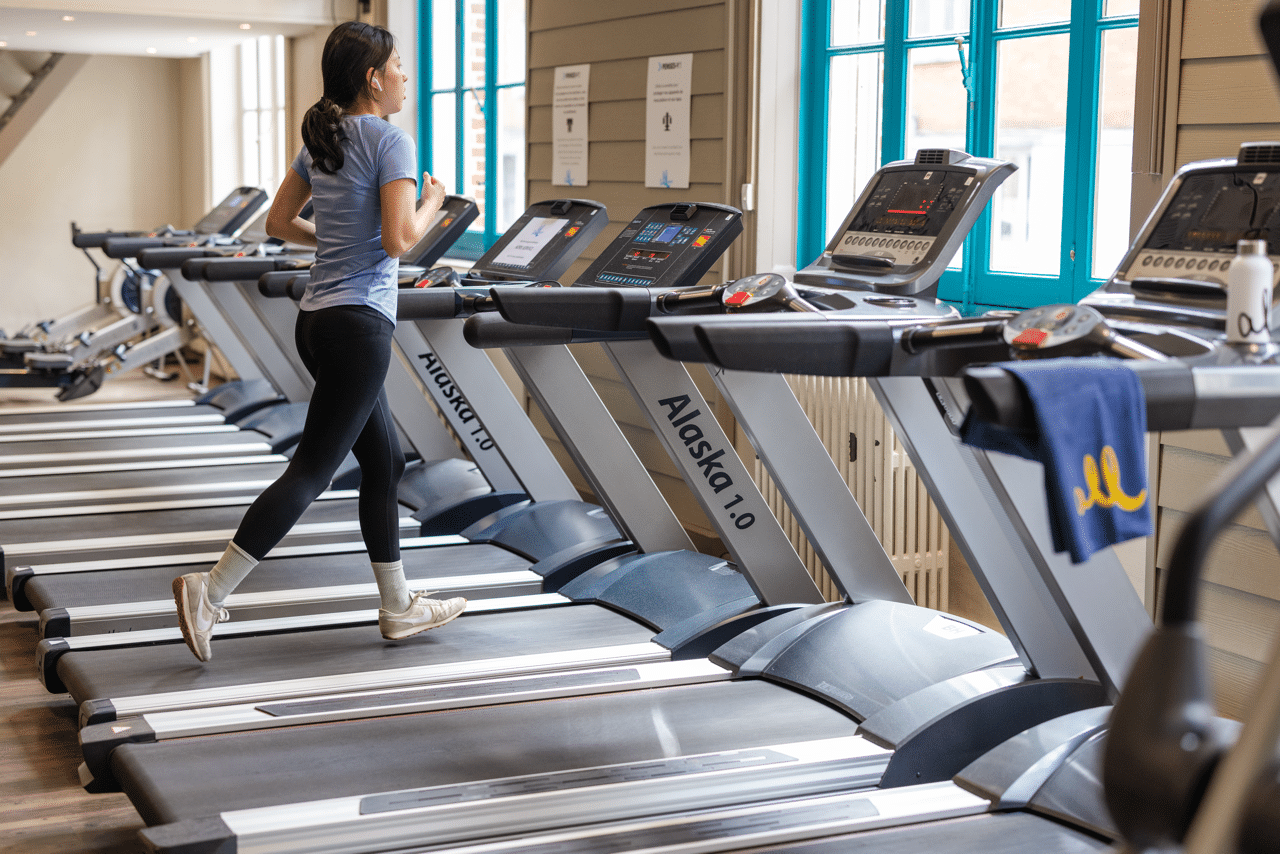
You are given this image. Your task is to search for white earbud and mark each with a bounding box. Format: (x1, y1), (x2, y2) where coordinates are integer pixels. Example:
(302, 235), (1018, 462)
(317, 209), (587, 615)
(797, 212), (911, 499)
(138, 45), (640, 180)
(372, 78), (382, 91)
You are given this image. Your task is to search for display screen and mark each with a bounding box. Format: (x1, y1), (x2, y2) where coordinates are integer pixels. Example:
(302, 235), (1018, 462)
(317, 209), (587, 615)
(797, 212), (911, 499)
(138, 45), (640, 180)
(1146, 171), (1280, 255)
(586, 207), (735, 287)
(194, 190), (259, 233)
(839, 169), (972, 239)
(490, 217), (569, 269)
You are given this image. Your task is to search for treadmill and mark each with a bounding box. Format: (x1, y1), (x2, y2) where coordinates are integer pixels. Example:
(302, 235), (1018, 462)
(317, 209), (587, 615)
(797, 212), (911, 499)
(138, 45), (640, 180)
(8, 200), (636, 634)
(502, 154), (1280, 854)
(31, 201), (814, 732)
(73, 171), (1126, 854)
(0, 198), (485, 599)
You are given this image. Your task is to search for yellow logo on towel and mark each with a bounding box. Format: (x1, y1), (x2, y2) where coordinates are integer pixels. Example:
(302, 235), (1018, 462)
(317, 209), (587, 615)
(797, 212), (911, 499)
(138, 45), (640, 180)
(1074, 446), (1146, 515)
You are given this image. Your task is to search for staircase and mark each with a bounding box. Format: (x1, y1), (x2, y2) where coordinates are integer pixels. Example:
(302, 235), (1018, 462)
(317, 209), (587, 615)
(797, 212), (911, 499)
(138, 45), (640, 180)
(0, 50), (88, 169)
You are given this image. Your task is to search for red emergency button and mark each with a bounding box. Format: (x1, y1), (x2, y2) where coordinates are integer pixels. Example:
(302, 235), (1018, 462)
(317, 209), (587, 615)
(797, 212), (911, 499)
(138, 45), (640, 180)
(725, 292), (751, 306)
(1012, 328), (1049, 347)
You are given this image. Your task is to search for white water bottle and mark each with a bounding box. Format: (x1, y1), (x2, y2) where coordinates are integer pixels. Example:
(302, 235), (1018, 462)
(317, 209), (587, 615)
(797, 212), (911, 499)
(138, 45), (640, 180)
(1227, 239), (1273, 344)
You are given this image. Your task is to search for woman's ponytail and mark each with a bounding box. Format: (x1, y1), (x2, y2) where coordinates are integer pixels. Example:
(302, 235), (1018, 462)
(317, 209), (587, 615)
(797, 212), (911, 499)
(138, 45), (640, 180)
(302, 95), (347, 175)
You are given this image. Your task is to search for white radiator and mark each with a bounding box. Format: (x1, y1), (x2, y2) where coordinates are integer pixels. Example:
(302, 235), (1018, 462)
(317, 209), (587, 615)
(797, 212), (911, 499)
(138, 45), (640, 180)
(752, 375), (950, 609)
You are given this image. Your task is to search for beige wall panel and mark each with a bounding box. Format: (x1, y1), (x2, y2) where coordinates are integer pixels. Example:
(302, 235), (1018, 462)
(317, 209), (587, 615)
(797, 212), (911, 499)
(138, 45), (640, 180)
(529, 6), (726, 68)
(1178, 56), (1280, 125)
(1158, 444), (1268, 529)
(1209, 645), (1265, 720)
(529, 95), (728, 143)
(530, 0), (721, 32)
(1157, 508), (1280, 600)
(529, 140), (727, 183)
(527, 180), (731, 214)
(1175, 123), (1280, 167)
(528, 54), (727, 106)
(0, 54), (186, 329)
(1200, 582), (1280, 664)
(1159, 429), (1231, 455)
(1181, 0), (1270, 59)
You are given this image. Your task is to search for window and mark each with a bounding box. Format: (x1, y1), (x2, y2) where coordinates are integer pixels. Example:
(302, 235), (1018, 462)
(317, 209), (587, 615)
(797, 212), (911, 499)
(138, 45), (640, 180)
(799, 0), (1139, 310)
(238, 35), (287, 194)
(420, 0), (526, 257)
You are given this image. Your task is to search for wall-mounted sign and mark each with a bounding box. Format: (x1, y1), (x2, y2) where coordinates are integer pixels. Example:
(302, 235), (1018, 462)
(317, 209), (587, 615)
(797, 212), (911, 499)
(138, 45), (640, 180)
(645, 53), (692, 189)
(552, 64), (590, 186)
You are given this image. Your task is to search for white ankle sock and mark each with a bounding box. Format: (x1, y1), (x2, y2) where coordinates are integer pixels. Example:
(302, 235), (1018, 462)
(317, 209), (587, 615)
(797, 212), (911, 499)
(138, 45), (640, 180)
(206, 541), (259, 605)
(373, 559), (411, 613)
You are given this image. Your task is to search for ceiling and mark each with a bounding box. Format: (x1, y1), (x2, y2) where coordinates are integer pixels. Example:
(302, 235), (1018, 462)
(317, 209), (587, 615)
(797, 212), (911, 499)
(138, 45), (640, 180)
(0, 5), (334, 58)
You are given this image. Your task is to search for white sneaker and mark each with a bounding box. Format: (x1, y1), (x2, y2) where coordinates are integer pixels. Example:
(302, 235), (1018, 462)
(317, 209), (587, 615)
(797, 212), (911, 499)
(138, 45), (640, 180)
(173, 572), (229, 662)
(379, 591), (467, 640)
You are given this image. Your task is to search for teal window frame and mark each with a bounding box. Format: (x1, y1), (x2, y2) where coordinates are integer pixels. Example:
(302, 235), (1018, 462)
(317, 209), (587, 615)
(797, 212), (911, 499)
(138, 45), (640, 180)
(418, 0), (525, 258)
(798, 0), (1139, 313)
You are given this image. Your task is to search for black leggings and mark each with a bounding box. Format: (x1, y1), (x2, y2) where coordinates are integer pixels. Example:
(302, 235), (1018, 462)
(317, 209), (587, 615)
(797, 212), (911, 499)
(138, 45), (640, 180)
(232, 305), (405, 563)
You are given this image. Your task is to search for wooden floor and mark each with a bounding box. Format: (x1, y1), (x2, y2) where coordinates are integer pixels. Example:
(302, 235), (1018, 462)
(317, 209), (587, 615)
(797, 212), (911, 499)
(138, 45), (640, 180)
(0, 601), (147, 853)
(1, 371), (196, 853)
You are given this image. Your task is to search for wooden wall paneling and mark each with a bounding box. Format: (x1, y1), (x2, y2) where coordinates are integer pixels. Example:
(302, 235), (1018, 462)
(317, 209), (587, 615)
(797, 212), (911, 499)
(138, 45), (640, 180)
(530, 0), (722, 33)
(527, 54), (727, 106)
(1210, 645), (1266, 720)
(1177, 56), (1280, 125)
(528, 140), (729, 184)
(1180, 0), (1270, 59)
(529, 94), (729, 143)
(528, 6), (727, 67)
(1157, 507), (1280, 600)
(1175, 123), (1280, 168)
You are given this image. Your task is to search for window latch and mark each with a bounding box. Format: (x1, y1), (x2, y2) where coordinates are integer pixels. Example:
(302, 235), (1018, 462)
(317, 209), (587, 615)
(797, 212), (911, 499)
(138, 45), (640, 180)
(954, 36), (975, 107)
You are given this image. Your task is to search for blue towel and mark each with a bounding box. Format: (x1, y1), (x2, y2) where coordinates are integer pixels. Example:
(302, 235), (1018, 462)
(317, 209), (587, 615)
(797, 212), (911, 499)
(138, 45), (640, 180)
(960, 357), (1152, 564)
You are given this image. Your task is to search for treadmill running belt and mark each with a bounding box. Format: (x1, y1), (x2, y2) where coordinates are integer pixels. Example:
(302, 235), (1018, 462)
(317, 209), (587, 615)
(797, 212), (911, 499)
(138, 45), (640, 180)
(737, 812), (1109, 854)
(57, 606), (652, 702)
(1, 496), (382, 558)
(112, 679), (859, 825)
(467, 810), (1109, 854)
(23, 543), (526, 612)
(5, 458), (291, 498)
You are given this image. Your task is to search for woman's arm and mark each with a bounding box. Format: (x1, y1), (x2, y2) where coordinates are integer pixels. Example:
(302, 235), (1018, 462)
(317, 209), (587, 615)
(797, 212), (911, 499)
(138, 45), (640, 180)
(380, 173), (448, 258)
(265, 168), (317, 247)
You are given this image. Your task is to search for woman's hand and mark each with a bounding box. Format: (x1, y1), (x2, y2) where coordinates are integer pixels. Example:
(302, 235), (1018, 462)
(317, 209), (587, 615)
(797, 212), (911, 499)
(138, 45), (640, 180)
(422, 172), (447, 210)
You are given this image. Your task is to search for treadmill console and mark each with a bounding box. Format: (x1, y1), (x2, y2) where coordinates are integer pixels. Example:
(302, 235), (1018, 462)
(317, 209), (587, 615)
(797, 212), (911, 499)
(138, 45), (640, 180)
(406, 195), (480, 268)
(191, 186), (269, 237)
(794, 149), (1015, 298)
(1085, 143), (1280, 330)
(466, 199), (609, 283)
(575, 202), (743, 289)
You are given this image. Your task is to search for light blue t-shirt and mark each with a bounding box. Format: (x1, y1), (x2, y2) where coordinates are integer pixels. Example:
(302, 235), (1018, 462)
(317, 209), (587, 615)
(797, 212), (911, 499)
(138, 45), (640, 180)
(291, 114), (417, 322)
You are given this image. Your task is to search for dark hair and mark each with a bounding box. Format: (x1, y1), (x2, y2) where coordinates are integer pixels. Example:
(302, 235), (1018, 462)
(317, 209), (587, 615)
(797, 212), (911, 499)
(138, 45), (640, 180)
(301, 21), (395, 175)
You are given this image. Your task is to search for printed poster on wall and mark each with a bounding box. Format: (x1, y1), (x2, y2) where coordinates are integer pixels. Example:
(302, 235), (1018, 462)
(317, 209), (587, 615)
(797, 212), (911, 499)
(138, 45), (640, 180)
(645, 53), (692, 189)
(552, 64), (590, 186)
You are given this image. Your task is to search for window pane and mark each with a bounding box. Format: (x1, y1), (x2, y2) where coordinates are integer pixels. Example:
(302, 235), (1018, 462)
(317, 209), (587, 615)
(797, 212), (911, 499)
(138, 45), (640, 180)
(909, 0), (971, 38)
(496, 0), (526, 86)
(463, 90), (487, 213)
(906, 45), (968, 158)
(496, 86), (526, 233)
(831, 0), (884, 46)
(240, 42), (258, 111)
(825, 52), (883, 243)
(1104, 0), (1140, 16)
(907, 44), (969, 269)
(273, 35), (285, 106)
(431, 0), (456, 90)
(464, 0), (486, 89)
(991, 34), (1069, 275)
(999, 0), (1070, 28)
(430, 92), (457, 194)
(242, 113), (259, 189)
(1093, 26), (1137, 279)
